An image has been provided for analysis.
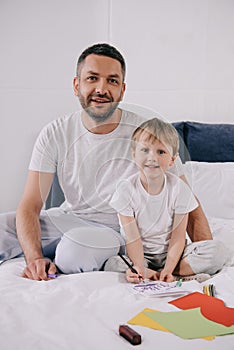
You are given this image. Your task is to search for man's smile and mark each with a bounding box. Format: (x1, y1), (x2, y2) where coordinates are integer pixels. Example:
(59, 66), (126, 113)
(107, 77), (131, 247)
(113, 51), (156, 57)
(89, 95), (112, 105)
(144, 164), (160, 168)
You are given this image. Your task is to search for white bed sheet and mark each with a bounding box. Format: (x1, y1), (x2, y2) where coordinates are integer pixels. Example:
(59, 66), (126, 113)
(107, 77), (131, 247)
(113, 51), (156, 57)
(1, 256), (234, 350)
(1, 160), (234, 349)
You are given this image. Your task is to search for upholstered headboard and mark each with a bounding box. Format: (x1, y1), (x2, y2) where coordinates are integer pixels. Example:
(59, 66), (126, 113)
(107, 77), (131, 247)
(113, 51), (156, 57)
(173, 121), (234, 163)
(45, 121), (234, 209)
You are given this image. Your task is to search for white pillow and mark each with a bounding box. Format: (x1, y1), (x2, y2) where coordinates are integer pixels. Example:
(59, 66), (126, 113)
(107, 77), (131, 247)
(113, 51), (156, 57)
(183, 162), (234, 220)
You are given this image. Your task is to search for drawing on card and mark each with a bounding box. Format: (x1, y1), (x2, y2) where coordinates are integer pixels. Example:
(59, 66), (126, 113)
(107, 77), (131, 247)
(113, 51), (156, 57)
(132, 281), (189, 297)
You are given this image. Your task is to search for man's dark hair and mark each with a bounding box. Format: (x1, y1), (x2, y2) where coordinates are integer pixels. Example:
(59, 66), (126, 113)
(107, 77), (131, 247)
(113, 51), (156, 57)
(76, 43), (126, 80)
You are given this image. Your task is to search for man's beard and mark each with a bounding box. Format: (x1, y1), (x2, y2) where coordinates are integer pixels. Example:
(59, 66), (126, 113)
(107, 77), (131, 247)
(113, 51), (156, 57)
(78, 93), (121, 122)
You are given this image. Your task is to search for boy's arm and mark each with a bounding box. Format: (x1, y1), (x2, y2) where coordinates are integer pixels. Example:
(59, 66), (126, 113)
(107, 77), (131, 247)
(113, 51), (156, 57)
(16, 170), (56, 280)
(159, 213), (188, 282)
(119, 214), (145, 283)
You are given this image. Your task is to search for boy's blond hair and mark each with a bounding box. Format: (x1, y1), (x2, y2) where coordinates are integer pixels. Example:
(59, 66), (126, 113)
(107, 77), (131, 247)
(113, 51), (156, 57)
(132, 117), (179, 156)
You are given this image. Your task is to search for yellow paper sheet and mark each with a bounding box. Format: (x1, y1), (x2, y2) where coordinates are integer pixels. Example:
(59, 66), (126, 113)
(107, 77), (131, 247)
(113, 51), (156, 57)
(128, 308), (169, 332)
(128, 308), (215, 341)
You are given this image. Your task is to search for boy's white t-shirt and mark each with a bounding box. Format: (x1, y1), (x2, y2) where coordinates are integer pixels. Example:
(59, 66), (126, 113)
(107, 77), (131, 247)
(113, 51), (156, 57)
(29, 109), (184, 230)
(110, 172), (198, 254)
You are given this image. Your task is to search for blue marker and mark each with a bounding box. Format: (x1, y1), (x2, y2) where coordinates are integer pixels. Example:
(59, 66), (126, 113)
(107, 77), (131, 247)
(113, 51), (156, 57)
(47, 273), (58, 279)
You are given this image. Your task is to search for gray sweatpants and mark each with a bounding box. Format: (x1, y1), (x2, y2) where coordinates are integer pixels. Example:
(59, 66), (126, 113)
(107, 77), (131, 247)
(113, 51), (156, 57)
(104, 240), (229, 276)
(0, 208), (124, 273)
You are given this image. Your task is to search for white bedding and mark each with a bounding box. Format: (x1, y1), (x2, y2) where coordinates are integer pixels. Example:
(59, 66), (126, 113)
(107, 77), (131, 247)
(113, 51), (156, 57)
(1, 161), (234, 349)
(0, 259), (234, 350)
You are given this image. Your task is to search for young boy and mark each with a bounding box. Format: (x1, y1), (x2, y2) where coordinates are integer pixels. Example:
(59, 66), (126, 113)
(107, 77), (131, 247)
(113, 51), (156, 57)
(105, 118), (227, 283)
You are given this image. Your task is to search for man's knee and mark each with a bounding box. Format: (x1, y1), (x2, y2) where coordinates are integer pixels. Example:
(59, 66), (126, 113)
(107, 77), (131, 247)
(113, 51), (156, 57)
(104, 255), (128, 273)
(188, 240), (228, 275)
(54, 227), (122, 274)
(207, 240), (230, 274)
(54, 235), (85, 273)
(0, 211), (16, 231)
(0, 212), (22, 261)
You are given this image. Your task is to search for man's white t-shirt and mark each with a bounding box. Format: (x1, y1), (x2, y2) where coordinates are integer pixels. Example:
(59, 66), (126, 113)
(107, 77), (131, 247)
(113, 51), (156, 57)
(29, 109), (184, 231)
(110, 172), (198, 254)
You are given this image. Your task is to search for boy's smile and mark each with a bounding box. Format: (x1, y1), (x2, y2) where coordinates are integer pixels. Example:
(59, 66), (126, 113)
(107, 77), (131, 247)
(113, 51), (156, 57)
(132, 133), (176, 193)
(133, 140), (174, 173)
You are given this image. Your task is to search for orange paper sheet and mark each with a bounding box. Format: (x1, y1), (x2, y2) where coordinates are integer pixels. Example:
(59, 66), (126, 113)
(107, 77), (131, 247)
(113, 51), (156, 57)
(169, 292), (234, 326)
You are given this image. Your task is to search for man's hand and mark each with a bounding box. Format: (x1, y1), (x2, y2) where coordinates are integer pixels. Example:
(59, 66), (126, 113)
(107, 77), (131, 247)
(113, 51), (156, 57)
(22, 258), (57, 281)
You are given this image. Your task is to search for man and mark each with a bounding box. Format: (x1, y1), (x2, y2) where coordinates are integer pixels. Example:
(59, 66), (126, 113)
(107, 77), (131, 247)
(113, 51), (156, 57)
(0, 43), (213, 280)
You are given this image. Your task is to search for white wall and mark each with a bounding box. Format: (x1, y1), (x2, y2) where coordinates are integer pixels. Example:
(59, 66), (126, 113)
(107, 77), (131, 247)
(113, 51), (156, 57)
(1, 0), (234, 212)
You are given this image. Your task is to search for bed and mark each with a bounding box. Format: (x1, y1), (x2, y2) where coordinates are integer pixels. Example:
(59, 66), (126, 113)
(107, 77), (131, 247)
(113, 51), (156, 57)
(1, 121), (234, 350)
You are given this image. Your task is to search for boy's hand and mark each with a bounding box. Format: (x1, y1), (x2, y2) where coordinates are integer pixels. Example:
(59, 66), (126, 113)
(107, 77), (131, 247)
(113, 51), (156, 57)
(146, 268), (160, 281)
(159, 269), (174, 282)
(126, 266), (144, 284)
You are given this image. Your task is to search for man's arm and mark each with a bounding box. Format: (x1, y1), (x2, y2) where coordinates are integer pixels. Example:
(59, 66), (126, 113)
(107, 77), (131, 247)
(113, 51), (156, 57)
(180, 174), (213, 241)
(16, 170), (56, 280)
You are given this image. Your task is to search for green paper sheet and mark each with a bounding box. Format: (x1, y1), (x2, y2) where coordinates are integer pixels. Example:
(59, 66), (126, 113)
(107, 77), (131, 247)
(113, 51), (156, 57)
(144, 308), (234, 339)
